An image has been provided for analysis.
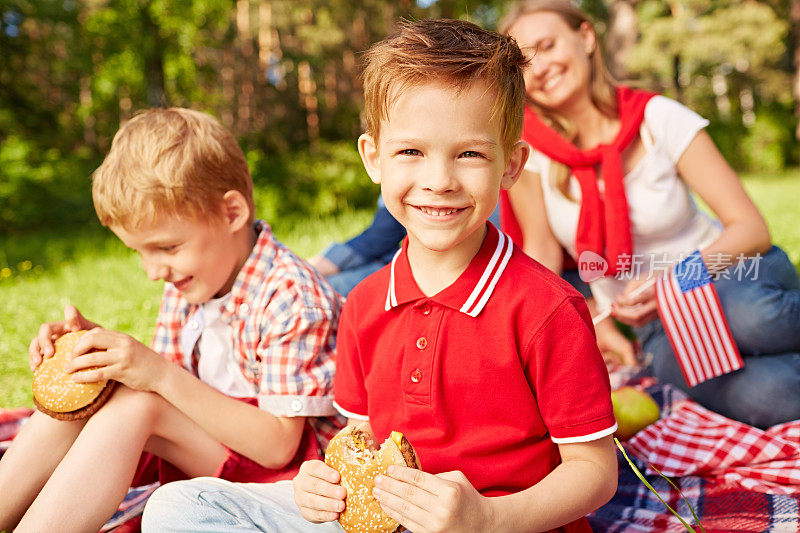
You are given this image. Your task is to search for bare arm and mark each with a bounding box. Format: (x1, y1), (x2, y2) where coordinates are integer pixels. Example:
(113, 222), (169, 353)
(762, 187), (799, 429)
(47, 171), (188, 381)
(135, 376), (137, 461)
(153, 365), (305, 469)
(489, 436), (617, 532)
(614, 130), (770, 326)
(678, 130), (770, 270)
(374, 435), (618, 533)
(68, 329), (305, 469)
(507, 169), (564, 274)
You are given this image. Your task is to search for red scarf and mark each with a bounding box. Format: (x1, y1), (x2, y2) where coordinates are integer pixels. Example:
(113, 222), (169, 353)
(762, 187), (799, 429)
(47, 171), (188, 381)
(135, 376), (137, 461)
(501, 86), (656, 276)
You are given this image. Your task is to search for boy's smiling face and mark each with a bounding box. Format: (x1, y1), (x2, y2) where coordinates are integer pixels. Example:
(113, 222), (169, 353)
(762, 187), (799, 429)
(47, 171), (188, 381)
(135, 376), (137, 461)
(110, 193), (252, 305)
(359, 80), (528, 263)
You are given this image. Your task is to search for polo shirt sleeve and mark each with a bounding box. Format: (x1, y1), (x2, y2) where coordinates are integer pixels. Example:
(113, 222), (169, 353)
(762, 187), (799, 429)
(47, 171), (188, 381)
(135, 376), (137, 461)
(526, 296), (617, 443)
(332, 298), (369, 420)
(254, 280), (340, 418)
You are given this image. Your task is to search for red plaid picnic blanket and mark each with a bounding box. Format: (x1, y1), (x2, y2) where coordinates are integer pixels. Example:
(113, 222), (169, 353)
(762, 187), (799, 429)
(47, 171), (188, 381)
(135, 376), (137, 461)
(0, 407), (33, 453)
(627, 398), (800, 495)
(590, 383), (800, 531)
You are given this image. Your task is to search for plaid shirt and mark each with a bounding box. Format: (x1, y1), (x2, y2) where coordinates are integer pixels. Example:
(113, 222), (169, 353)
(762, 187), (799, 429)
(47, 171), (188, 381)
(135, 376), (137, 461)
(152, 220), (345, 451)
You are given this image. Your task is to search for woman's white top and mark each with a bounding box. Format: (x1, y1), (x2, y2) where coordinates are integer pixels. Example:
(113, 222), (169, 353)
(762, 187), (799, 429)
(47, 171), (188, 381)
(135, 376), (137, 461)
(524, 96), (722, 313)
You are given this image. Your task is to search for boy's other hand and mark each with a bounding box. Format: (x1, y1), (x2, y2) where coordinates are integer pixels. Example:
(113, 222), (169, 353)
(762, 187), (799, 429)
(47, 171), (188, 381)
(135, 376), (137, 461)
(29, 305), (100, 371)
(373, 466), (496, 533)
(64, 328), (168, 392)
(292, 459), (346, 524)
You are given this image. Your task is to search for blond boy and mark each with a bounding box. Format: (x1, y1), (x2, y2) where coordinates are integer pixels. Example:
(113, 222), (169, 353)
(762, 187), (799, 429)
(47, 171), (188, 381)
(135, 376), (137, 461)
(142, 19), (618, 533)
(0, 108), (343, 533)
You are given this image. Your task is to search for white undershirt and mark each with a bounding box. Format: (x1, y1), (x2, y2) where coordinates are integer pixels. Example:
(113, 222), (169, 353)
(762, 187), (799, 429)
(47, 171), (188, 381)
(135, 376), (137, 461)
(197, 295), (255, 398)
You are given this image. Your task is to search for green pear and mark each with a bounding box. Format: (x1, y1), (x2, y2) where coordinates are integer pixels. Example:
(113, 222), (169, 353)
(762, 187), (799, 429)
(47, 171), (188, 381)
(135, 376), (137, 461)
(611, 387), (660, 440)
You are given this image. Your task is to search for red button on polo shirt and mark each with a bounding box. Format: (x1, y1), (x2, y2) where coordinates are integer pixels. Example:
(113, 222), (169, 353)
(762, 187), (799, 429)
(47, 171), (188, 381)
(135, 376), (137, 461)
(334, 223), (616, 522)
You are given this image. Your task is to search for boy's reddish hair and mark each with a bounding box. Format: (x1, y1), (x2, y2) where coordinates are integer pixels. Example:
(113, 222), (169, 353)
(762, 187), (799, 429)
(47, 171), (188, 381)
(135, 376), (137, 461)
(361, 18), (527, 153)
(92, 108), (254, 230)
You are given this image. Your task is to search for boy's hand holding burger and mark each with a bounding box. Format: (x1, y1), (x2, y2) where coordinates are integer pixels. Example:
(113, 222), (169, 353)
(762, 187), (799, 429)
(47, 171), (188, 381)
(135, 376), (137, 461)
(30, 305), (170, 394)
(293, 423), (496, 533)
(372, 467), (496, 533)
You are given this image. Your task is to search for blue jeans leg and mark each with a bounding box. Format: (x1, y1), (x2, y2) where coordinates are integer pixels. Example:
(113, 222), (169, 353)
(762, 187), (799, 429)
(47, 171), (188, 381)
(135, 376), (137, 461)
(141, 478), (345, 533)
(715, 246), (800, 355)
(327, 260), (387, 297)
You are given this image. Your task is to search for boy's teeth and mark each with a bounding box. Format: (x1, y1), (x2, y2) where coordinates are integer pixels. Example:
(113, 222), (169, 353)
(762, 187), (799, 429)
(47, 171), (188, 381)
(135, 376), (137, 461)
(420, 206), (458, 216)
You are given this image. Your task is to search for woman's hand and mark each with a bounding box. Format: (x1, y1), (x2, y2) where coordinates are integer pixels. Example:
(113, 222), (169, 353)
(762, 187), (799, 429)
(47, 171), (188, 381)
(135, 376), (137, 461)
(64, 328), (169, 392)
(611, 278), (658, 327)
(28, 305), (100, 371)
(292, 460), (347, 523)
(373, 466), (496, 533)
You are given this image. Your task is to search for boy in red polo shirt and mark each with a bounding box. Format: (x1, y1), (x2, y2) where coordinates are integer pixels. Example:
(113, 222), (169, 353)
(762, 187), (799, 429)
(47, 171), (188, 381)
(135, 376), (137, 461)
(296, 18), (618, 533)
(141, 19), (617, 533)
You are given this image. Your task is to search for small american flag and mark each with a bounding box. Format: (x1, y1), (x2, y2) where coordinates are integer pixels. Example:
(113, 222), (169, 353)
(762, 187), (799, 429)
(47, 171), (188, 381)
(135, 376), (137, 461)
(655, 250), (744, 387)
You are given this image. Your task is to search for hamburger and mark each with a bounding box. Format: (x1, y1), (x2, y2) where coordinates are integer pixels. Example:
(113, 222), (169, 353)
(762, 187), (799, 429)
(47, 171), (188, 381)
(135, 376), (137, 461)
(325, 424), (421, 533)
(32, 330), (116, 420)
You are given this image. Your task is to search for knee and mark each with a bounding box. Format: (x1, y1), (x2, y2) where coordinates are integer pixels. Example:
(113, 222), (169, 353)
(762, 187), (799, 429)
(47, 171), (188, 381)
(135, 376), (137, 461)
(98, 385), (164, 427)
(142, 480), (206, 532)
(717, 358), (800, 428)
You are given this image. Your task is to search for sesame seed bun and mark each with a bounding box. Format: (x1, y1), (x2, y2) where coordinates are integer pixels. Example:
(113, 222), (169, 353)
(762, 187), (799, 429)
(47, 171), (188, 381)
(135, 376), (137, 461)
(324, 424), (420, 533)
(32, 331), (116, 421)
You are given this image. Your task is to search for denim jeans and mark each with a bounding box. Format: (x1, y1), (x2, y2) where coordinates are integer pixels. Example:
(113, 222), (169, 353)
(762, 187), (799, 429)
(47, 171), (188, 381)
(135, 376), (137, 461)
(635, 246), (800, 428)
(324, 258), (387, 297)
(141, 478), (345, 533)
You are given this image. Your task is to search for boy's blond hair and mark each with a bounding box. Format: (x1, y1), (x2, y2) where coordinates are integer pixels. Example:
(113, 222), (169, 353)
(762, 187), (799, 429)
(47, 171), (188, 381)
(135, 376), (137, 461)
(92, 108), (254, 230)
(361, 19), (527, 153)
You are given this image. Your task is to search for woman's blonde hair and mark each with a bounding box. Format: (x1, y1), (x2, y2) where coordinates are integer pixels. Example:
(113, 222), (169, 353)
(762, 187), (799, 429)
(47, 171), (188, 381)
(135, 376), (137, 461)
(499, 0), (618, 198)
(92, 108), (254, 229)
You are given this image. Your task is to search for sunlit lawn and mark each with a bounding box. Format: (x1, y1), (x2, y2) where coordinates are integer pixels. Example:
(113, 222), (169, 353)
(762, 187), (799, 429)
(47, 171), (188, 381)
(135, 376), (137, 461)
(1, 168), (799, 408)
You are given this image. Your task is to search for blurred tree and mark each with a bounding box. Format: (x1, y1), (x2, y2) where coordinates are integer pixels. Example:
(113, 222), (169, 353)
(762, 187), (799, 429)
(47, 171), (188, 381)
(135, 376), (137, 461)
(792, 0), (800, 140)
(625, 0), (793, 169)
(605, 0), (639, 81)
(1, 0), (797, 234)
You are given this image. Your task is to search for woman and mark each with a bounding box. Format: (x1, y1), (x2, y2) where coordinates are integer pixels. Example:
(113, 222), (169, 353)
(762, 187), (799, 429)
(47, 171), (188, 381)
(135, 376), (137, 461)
(500, 0), (800, 428)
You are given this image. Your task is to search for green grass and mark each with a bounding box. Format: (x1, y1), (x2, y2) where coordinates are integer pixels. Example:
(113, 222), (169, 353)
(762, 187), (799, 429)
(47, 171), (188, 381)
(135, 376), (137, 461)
(1, 168), (799, 408)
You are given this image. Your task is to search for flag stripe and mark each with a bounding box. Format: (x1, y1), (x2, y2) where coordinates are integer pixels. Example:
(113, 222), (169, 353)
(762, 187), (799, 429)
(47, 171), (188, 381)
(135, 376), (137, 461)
(657, 273), (699, 386)
(673, 277), (716, 381)
(667, 272), (711, 384)
(694, 286), (732, 374)
(685, 287), (724, 376)
(701, 284), (743, 371)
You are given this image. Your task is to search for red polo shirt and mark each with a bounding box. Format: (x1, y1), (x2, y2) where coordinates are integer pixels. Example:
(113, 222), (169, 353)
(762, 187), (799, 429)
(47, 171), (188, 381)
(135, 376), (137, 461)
(334, 223), (616, 532)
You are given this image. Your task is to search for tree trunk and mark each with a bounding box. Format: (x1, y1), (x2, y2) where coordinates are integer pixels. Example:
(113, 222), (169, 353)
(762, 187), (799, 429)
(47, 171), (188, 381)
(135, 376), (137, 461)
(140, 8), (166, 107)
(236, 0), (253, 133)
(606, 0), (638, 81)
(791, 0), (800, 140)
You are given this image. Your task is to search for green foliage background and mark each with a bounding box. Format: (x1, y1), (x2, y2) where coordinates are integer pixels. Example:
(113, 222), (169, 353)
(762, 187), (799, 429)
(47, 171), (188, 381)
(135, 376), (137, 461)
(1, 0), (797, 235)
